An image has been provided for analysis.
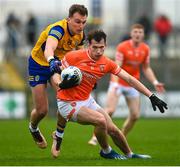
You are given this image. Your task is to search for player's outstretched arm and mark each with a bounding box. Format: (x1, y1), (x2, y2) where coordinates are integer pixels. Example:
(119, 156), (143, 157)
(44, 37), (61, 74)
(118, 69), (152, 97)
(117, 69), (168, 113)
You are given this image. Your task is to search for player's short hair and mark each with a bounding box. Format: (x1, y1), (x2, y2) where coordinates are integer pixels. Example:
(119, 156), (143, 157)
(87, 29), (107, 44)
(69, 4), (88, 17)
(131, 24), (144, 30)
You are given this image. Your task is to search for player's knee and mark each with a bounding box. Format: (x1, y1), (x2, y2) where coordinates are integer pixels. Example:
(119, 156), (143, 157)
(130, 112), (140, 121)
(36, 106), (48, 118)
(96, 116), (107, 130)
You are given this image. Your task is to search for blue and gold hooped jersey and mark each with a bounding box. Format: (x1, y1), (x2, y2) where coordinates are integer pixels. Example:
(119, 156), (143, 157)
(31, 19), (85, 66)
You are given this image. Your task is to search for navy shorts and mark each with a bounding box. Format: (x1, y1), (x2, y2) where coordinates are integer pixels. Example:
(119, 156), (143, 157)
(28, 56), (53, 87)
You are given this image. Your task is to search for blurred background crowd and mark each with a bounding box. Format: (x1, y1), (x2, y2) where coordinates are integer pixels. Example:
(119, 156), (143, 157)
(0, 0), (180, 119)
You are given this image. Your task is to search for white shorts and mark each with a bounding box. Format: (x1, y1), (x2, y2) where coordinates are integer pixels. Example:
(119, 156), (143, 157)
(108, 82), (140, 98)
(57, 95), (102, 122)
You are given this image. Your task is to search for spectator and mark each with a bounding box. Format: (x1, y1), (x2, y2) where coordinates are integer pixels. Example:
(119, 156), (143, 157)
(137, 14), (152, 41)
(26, 13), (37, 48)
(5, 13), (21, 59)
(154, 14), (172, 58)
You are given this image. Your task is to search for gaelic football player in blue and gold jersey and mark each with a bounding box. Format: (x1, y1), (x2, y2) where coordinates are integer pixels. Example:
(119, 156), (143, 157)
(28, 4), (88, 149)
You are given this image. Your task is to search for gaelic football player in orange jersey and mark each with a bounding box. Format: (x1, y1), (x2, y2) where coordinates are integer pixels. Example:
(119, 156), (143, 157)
(88, 24), (165, 146)
(28, 4), (88, 149)
(51, 29), (167, 159)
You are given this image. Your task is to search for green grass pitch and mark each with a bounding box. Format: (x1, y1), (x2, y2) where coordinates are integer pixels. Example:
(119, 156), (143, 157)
(0, 118), (179, 166)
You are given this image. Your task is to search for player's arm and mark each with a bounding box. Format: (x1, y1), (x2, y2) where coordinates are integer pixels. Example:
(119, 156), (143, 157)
(44, 26), (64, 73)
(117, 69), (168, 113)
(44, 37), (61, 74)
(142, 63), (165, 93)
(44, 37), (58, 62)
(51, 73), (62, 88)
(118, 69), (152, 97)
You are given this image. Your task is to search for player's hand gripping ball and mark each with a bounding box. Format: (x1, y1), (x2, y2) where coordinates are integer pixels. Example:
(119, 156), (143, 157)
(61, 66), (82, 85)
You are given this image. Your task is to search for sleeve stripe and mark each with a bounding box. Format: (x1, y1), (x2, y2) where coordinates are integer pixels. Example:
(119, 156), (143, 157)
(48, 34), (59, 40)
(114, 67), (121, 75)
(50, 30), (62, 39)
(48, 25), (64, 40)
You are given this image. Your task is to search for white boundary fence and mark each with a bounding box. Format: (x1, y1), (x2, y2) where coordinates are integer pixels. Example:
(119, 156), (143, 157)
(96, 91), (180, 118)
(0, 92), (26, 119)
(0, 91), (179, 119)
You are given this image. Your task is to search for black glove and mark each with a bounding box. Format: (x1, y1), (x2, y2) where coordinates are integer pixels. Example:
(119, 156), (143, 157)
(149, 94), (168, 113)
(49, 58), (61, 74)
(59, 74), (79, 89)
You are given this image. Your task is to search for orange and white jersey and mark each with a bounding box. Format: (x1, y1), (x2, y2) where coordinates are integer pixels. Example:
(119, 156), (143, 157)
(57, 49), (121, 101)
(115, 39), (150, 86)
